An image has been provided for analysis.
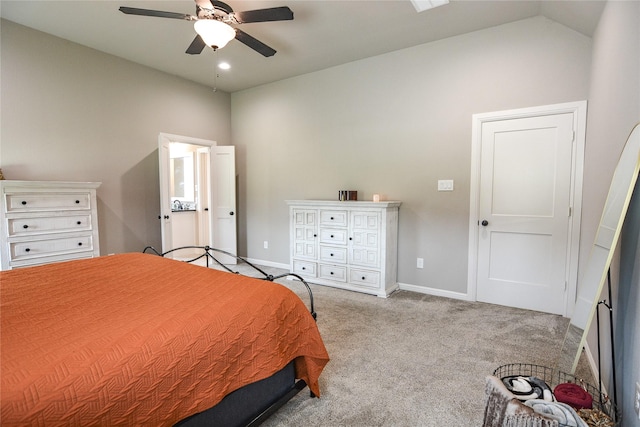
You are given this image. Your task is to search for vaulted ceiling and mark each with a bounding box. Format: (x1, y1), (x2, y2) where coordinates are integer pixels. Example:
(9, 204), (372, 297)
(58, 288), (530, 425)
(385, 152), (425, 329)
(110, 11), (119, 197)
(1, 1), (605, 93)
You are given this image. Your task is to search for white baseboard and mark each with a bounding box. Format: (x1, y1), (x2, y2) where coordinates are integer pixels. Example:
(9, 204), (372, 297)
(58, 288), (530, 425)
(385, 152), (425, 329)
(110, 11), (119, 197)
(398, 282), (473, 301)
(243, 257), (290, 270)
(583, 341), (599, 379)
(582, 342), (611, 395)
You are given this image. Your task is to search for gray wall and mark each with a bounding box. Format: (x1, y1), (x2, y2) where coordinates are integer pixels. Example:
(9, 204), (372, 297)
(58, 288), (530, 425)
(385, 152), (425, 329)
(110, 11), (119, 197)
(231, 16), (592, 294)
(0, 20), (232, 255)
(580, 1), (640, 425)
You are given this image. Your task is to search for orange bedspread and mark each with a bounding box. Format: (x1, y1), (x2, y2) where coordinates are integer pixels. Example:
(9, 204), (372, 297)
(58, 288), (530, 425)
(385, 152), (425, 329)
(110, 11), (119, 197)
(1, 253), (329, 426)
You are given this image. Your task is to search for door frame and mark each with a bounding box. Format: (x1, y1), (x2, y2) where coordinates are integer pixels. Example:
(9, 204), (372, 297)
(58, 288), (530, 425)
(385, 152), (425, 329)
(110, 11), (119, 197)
(467, 101), (587, 317)
(158, 132), (216, 254)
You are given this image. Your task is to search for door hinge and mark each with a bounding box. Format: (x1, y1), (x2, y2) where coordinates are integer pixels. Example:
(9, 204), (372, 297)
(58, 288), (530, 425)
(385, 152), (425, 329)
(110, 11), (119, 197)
(564, 281), (568, 292)
(568, 206), (572, 217)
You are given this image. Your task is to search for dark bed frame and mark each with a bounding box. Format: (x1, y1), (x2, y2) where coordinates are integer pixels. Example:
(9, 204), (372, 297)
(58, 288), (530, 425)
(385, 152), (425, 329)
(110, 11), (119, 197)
(142, 245), (317, 427)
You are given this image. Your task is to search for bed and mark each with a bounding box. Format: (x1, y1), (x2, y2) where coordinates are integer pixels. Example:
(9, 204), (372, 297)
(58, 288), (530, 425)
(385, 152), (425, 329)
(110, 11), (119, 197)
(1, 250), (329, 426)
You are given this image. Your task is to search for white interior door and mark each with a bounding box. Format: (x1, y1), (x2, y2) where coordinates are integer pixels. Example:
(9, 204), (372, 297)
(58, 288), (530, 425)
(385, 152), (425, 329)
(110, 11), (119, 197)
(159, 139), (173, 255)
(211, 146), (237, 264)
(196, 147), (211, 247)
(476, 113), (575, 315)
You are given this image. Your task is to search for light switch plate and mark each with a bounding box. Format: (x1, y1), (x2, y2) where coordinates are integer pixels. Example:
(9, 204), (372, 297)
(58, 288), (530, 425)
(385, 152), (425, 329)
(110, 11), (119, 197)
(438, 179), (454, 191)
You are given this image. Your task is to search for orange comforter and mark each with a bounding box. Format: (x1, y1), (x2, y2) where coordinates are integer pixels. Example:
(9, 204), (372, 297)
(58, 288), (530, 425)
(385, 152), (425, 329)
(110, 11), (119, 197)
(1, 253), (329, 426)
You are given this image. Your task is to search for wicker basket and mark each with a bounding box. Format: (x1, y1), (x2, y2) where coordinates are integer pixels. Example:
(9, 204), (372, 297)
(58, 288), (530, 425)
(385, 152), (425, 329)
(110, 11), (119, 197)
(493, 363), (620, 426)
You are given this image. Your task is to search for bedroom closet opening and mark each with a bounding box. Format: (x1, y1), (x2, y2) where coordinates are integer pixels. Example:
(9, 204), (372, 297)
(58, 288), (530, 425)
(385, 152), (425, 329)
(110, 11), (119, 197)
(158, 133), (237, 264)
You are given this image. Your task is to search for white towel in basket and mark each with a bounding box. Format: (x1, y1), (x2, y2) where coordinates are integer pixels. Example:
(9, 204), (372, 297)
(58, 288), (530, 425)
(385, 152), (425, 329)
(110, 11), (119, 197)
(524, 400), (588, 427)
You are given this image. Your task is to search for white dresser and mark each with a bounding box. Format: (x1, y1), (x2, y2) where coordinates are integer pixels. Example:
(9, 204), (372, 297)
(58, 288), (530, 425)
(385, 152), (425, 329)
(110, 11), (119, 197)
(0, 181), (101, 270)
(287, 200), (401, 297)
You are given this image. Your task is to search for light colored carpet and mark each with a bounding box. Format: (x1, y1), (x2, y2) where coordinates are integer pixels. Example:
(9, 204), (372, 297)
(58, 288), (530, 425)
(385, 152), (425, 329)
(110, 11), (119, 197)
(264, 281), (568, 427)
(204, 259), (589, 426)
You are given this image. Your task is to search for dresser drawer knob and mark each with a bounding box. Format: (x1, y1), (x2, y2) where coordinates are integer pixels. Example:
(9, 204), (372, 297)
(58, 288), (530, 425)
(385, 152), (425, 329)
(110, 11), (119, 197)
(21, 201), (27, 205)
(78, 242), (83, 246)
(330, 234), (334, 238)
(330, 253), (334, 257)
(330, 271), (334, 275)
(330, 216), (334, 220)
(25, 248), (31, 252)
(75, 200), (80, 204)
(301, 266), (306, 270)
(77, 221), (82, 225)
(362, 276), (366, 280)
(23, 224), (29, 229)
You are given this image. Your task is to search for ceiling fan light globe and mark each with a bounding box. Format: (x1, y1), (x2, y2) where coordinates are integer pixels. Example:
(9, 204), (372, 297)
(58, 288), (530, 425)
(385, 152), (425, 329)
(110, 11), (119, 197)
(193, 20), (235, 49)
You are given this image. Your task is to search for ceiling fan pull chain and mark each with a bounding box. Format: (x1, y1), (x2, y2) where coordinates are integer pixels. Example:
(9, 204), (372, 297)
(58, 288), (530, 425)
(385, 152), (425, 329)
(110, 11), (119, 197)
(212, 48), (218, 92)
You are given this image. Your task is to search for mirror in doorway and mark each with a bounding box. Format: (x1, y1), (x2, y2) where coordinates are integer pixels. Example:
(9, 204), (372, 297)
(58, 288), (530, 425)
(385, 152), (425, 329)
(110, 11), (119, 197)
(170, 143), (197, 211)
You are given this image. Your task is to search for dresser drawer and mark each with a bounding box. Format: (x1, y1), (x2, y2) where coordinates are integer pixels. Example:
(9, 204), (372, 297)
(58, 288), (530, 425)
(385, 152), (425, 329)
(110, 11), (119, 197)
(349, 268), (380, 289)
(292, 259), (317, 277)
(7, 214), (93, 237)
(319, 245), (347, 264)
(319, 264), (347, 282)
(5, 192), (92, 213)
(10, 235), (94, 262)
(319, 210), (348, 227)
(10, 252), (95, 269)
(319, 228), (348, 245)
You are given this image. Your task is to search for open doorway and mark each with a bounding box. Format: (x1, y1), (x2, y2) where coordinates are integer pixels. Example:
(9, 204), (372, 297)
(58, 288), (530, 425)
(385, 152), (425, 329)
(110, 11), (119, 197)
(158, 133), (237, 264)
(167, 142), (208, 259)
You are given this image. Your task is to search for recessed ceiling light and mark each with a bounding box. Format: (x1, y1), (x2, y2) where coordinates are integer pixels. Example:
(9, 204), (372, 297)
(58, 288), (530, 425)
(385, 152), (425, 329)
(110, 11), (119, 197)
(218, 62), (231, 70)
(410, 0), (449, 13)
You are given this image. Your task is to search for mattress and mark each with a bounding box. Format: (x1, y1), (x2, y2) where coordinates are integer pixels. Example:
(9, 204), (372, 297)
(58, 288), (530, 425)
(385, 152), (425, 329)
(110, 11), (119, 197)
(1, 253), (329, 426)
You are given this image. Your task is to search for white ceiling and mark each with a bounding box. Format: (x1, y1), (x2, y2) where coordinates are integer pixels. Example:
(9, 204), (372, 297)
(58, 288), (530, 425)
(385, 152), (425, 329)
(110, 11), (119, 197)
(1, 0), (605, 93)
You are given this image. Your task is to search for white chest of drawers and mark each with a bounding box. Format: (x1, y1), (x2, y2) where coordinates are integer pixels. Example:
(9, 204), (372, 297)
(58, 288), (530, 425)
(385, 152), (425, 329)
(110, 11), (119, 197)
(287, 200), (401, 297)
(0, 181), (101, 270)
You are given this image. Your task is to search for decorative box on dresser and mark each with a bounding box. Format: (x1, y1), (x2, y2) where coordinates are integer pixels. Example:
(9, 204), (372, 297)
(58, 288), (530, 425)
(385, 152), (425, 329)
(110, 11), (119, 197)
(0, 181), (101, 270)
(287, 200), (401, 297)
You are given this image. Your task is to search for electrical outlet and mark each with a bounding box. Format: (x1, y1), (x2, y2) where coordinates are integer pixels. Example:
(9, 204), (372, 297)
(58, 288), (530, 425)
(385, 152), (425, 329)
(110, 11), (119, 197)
(417, 258), (424, 269)
(437, 179), (454, 192)
(635, 381), (640, 419)
(263, 241), (269, 249)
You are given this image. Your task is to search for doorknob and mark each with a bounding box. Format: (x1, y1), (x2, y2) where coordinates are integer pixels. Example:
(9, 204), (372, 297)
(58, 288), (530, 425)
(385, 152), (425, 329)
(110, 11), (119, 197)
(481, 220), (489, 226)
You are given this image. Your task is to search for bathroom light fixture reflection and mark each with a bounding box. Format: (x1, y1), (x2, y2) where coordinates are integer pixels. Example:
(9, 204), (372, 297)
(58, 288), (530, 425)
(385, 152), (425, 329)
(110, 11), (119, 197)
(193, 20), (236, 49)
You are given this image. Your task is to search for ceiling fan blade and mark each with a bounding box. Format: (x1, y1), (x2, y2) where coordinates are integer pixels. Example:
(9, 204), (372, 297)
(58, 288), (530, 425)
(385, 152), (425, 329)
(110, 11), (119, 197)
(186, 35), (207, 55)
(234, 29), (277, 57)
(234, 6), (293, 24)
(119, 7), (195, 21)
(210, 1), (233, 14)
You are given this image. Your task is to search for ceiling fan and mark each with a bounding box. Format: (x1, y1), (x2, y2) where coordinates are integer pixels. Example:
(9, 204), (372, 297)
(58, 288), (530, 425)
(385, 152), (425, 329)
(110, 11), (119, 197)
(119, 0), (293, 57)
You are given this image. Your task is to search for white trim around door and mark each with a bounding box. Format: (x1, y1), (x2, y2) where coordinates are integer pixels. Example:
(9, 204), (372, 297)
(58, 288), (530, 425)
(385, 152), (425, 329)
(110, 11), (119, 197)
(467, 101), (587, 317)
